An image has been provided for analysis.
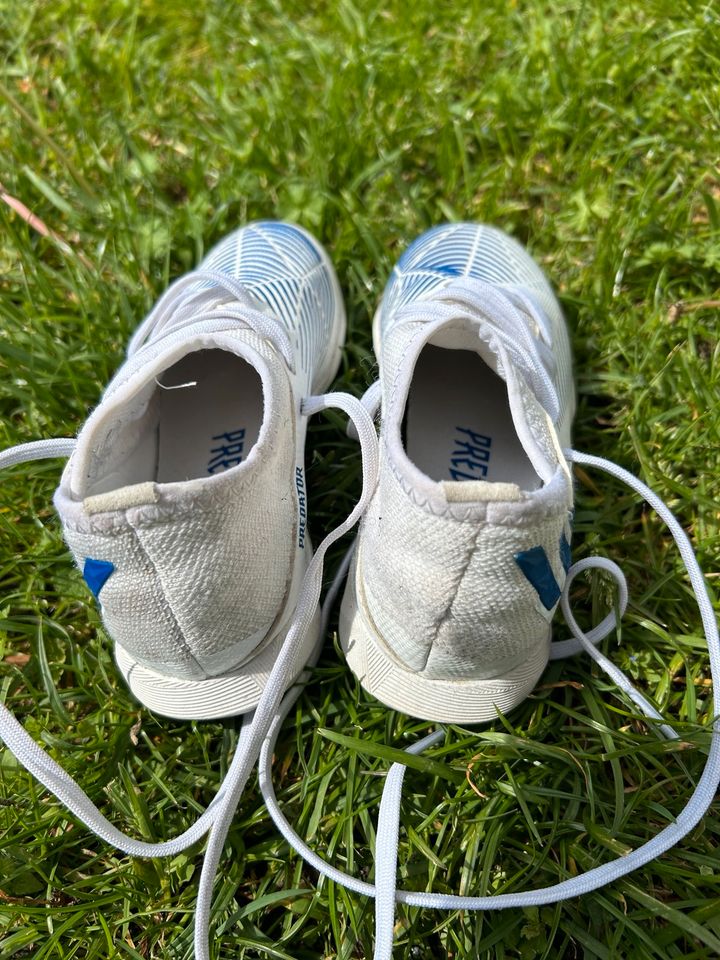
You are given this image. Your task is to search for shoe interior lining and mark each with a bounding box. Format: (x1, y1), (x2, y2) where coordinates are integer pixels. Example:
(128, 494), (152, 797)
(405, 344), (541, 490)
(87, 349), (263, 493)
(156, 350), (263, 483)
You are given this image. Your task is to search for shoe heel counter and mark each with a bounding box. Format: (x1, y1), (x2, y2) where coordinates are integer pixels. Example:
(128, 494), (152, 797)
(56, 477), (298, 683)
(358, 468), (570, 682)
(58, 514), (209, 680)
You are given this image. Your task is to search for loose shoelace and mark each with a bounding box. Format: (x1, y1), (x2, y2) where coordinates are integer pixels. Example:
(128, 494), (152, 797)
(0, 388), (379, 953)
(348, 280), (566, 458)
(390, 279), (563, 424)
(127, 269), (297, 369)
(256, 448), (719, 960)
(0, 277), (382, 953)
(1, 273), (717, 957)
(256, 277), (718, 959)
(2, 445), (717, 958)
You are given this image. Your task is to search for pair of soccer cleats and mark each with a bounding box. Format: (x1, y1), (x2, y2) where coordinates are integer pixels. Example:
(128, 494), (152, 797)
(1, 221), (717, 959)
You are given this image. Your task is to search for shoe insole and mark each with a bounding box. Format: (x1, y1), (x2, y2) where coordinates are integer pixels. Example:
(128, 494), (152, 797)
(405, 345), (540, 490)
(156, 349), (263, 483)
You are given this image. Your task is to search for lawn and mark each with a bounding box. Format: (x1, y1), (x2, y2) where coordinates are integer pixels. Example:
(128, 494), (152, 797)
(0, 0), (719, 957)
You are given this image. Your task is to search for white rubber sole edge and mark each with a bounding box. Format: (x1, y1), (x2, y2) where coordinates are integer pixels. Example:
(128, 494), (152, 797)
(115, 604), (321, 720)
(339, 555), (551, 724)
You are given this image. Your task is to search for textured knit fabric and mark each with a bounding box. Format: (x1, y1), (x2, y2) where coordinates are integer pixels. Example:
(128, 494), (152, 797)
(361, 458), (571, 680)
(52, 223), (344, 694)
(355, 223), (575, 684)
(196, 221), (338, 391)
(55, 326), (297, 680)
(379, 223), (574, 447)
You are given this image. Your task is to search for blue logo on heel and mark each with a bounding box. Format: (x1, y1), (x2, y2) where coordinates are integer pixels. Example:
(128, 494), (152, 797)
(83, 558), (115, 599)
(515, 532), (572, 611)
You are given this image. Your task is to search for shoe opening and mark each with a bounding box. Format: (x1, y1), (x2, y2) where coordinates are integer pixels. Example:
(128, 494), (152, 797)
(404, 342), (542, 491)
(84, 349), (264, 496)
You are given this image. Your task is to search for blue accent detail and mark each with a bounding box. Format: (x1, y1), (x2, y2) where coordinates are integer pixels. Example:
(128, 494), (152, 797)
(433, 264), (461, 276)
(83, 558), (115, 599)
(559, 533), (572, 573)
(253, 220), (321, 260)
(515, 546), (561, 610)
(195, 222), (336, 382)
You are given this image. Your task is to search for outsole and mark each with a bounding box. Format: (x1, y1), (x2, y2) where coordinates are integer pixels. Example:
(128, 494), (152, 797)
(115, 605), (322, 720)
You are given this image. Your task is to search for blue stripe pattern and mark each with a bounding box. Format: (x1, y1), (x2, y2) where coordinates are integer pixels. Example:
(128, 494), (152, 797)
(377, 223), (575, 437)
(197, 221), (337, 382)
(380, 223), (560, 335)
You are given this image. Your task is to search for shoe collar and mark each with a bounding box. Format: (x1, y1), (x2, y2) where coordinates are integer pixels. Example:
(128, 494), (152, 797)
(64, 327), (285, 502)
(379, 306), (570, 503)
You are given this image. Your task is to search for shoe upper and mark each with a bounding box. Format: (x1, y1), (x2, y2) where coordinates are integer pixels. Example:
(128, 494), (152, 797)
(54, 222), (343, 707)
(378, 222), (574, 447)
(355, 223), (575, 688)
(189, 220), (342, 394)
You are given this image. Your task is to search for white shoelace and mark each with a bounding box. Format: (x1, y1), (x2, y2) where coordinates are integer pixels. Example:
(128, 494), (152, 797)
(127, 269), (296, 370)
(257, 447), (719, 959)
(0, 393), (378, 863)
(348, 281), (563, 448)
(0, 263), (384, 956)
(1, 273), (717, 956)
(2, 445), (716, 957)
(392, 280), (562, 424)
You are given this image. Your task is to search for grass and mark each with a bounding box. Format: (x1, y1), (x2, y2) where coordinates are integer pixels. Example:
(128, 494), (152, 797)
(0, 0), (719, 956)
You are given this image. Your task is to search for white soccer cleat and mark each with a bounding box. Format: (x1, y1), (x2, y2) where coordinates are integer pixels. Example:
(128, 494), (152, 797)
(54, 221), (345, 719)
(340, 222), (575, 722)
